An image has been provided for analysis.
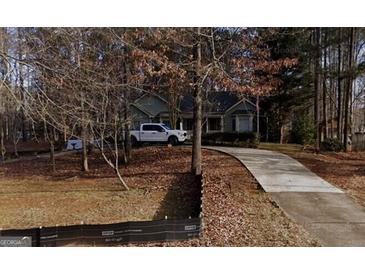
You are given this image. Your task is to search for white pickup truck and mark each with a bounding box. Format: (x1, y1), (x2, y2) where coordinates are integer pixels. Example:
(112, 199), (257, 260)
(130, 123), (188, 146)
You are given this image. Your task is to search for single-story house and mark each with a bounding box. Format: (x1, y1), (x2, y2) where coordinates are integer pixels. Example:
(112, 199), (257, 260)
(130, 91), (257, 134)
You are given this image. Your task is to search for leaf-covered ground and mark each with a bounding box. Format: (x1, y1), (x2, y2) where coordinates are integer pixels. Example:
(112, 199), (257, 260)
(0, 147), (199, 229)
(288, 150), (365, 208)
(133, 149), (319, 247)
(0, 146), (320, 246)
(259, 143), (365, 208)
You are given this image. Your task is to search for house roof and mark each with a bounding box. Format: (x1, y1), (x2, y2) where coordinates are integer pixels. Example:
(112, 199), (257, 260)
(207, 92), (241, 113)
(134, 92), (168, 105)
(134, 91), (256, 116)
(130, 103), (154, 117)
(180, 91), (255, 113)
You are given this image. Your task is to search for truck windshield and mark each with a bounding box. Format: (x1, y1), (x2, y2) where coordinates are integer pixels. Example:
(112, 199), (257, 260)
(162, 124), (171, 130)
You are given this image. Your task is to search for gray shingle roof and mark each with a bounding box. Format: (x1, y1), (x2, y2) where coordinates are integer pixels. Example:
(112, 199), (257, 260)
(180, 91), (245, 113)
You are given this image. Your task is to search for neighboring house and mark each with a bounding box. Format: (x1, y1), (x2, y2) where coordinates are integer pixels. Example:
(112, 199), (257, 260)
(353, 107), (365, 133)
(131, 91), (256, 134)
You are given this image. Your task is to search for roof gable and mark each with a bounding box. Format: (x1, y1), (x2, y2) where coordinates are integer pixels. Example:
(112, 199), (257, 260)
(180, 91), (254, 114)
(134, 93), (169, 116)
(133, 91), (256, 116)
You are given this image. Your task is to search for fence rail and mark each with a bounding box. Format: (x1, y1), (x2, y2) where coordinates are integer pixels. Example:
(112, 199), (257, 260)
(1, 218), (201, 247)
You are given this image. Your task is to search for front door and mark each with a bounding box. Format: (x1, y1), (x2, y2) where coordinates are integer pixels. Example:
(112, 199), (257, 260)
(238, 116), (250, 132)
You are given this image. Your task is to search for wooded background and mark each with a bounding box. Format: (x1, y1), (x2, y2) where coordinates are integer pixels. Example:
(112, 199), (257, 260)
(0, 28), (364, 189)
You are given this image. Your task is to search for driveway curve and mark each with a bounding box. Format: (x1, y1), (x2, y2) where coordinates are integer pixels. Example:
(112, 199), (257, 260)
(205, 146), (365, 246)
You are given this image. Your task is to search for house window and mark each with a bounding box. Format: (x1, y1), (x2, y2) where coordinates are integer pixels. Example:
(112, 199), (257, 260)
(208, 117), (221, 131)
(184, 118), (194, 130)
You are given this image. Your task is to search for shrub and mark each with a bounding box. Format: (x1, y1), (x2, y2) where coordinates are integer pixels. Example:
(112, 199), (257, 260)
(291, 114), (315, 145)
(321, 138), (343, 152)
(202, 132), (260, 148)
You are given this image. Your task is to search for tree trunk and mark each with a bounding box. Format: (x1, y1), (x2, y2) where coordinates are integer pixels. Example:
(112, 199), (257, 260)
(337, 28), (342, 141)
(13, 140), (19, 158)
(81, 131), (89, 172)
(256, 95), (260, 136)
(50, 140), (56, 173)
(0, 121), (5, 162)
(314, 27), (321, 151)
(124, 92), (131, 163)
(122, 52), (132, 163)
(191, 27), (202, 176)
(344, 28), (354, 152)
(99, 117), (129, 191)
(17, 29), (27, 143)
(322, 33), (328, 140)
(329, 75), (334, 139)
(81, 92), (89, 172)
(280, 124), (284, 144)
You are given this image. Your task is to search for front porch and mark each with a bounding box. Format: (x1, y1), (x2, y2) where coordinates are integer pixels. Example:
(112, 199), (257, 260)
(181, 114), (254, 134)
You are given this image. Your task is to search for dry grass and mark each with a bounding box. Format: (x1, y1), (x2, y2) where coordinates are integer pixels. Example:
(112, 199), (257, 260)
(0, 147), (199, 229)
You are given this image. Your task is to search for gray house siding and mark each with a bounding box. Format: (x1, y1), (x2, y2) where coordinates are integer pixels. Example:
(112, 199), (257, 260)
(223, 100), (256, 132)
(134, 94), (169, 117)
(132, 93), (256, 133)
(130, 105), (150, 129)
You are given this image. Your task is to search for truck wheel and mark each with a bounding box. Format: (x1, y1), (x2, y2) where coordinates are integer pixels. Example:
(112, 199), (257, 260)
(168, 136), (178, 146)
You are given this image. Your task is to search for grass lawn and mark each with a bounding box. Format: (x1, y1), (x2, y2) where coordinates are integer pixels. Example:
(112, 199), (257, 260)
(0, 147), (200, 229)
(258, 142), (304, 154)
(0, 145), (319, 246)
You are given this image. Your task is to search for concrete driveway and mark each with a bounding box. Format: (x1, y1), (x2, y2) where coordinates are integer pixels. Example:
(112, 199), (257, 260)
(205, 146), (365, 246)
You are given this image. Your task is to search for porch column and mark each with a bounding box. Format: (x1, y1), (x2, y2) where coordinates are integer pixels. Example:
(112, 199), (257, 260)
(220, 116), (224, 132)
(236, 115), (239, 132)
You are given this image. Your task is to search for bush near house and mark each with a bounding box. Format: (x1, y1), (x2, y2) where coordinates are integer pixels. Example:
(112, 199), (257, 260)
(202, 132), (260, 148)
(290, 113), (315, 145)
(321, 138), (344, 152)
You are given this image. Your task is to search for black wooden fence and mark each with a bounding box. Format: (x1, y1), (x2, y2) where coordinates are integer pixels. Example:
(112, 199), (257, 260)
(0, 175), (203, 247)
(0, 218), (201, 246)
